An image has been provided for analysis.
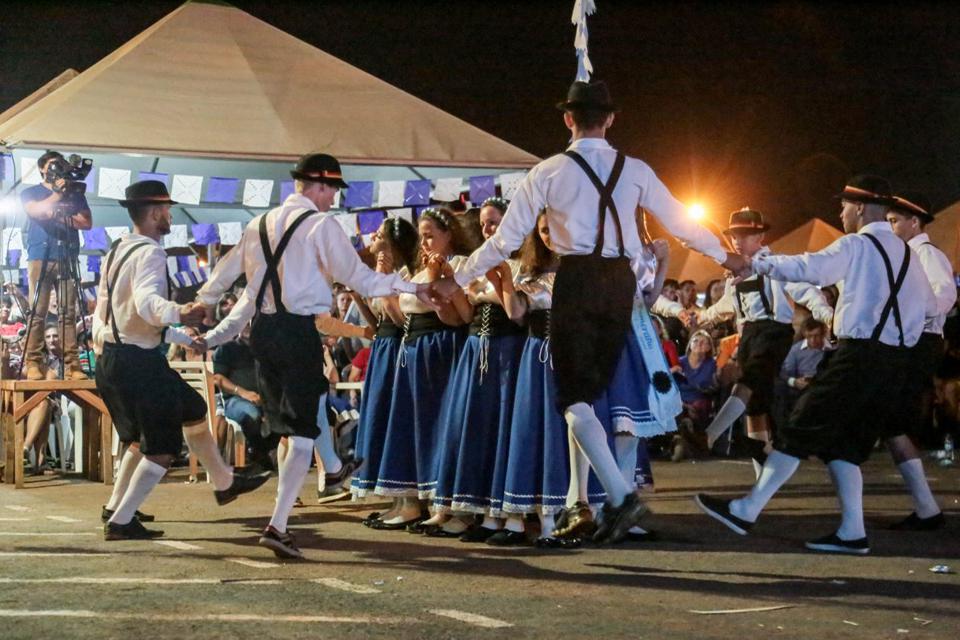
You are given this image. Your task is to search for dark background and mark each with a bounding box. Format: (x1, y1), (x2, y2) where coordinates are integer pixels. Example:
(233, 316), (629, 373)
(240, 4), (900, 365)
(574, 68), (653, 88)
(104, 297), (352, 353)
(2, 0), (958, 236)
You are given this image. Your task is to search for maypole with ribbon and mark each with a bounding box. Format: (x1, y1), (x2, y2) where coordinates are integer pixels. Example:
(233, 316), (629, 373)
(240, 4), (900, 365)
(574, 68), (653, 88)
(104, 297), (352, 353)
(572, 0), (596, 81)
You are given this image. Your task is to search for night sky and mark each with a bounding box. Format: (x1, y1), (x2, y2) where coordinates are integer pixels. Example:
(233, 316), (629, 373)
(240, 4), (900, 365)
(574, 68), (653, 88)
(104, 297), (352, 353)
(2, 0), (958, 238)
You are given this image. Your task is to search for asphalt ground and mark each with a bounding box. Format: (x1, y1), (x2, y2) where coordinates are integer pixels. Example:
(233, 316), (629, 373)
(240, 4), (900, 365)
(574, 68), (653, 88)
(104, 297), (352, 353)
(0, 456), (957, 640)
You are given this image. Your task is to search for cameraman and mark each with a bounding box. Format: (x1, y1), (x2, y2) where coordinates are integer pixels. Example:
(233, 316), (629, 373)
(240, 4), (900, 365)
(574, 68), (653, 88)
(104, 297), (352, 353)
(19, 151), (92, 380)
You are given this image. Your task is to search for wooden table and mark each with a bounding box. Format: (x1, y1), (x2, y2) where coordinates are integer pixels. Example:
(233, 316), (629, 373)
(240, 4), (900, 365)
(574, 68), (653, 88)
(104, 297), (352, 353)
(1, 379), (113, 489)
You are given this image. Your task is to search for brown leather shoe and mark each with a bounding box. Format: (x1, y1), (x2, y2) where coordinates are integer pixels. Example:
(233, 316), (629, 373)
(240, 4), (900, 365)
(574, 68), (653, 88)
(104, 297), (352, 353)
(24, 363), (45, 380)
(66, 368), (88, 381)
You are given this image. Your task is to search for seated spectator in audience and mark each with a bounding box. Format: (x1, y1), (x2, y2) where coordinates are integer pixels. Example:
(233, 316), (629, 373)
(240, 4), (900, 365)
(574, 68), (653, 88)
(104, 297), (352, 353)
(662, 278), (680, 303)
(660, 278), (688, 349)
(675, 330), (719, 428)
(671, 330), (718, 460)
(774, 317), (827, 428)
(346, 345), (372, 407)
(679, 279), (702, 311)
(0, 296), (25, 339)
(77, 331), (95, 375)
(213, 323), (278, 471)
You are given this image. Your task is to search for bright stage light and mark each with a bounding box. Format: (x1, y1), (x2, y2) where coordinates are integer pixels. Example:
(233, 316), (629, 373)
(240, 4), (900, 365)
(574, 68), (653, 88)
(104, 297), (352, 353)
(688, 203), (706, 220)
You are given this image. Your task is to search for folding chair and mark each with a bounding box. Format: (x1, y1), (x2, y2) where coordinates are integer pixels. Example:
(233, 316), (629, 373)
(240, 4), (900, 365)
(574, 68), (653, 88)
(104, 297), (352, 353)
(168, 360), (218, 482)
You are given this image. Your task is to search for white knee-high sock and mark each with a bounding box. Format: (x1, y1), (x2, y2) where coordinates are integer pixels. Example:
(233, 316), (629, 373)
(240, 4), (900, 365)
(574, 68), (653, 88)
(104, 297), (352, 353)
(730, 450), (801, 523)
(615, 433), (639, 491)
(504, 516), (524, 533)
(897, 458), (941, 518)
(565, 427), (590, 506)
(105, 446), (142, 511)
(183, 423), (233, 491)
(269, 436), (313, 533)
(565, 403), (631, 507)
(705, 396), (747, 448)
(539, 512), (556, 536)
(314, 394), (343, 474)
(828, 459), (866, 540)
(108, 458), (166, 526)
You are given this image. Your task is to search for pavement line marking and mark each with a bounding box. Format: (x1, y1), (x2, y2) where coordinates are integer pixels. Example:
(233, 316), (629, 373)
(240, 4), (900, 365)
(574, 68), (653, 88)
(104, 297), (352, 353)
(0, 609), (415, 625)
(46, 516), (82, 523)
(0, 532), (95, 537)
(313, 578), (381, 594)
(428, 609), (513, 628)
(0, 552), (111, 558)
(226, 557), (279, 569)
(0, 518), (30, 521)
(153, 540), (203, 551)
(3, 505), (30, 512)
(0, 577), (283, 586)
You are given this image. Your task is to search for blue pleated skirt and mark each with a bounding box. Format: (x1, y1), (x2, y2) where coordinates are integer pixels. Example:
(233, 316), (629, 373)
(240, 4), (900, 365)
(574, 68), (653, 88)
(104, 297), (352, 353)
(350, 335), (401, 498)
(375, 328), (467, 498)
(430, 333), (526, 514)
(501, 337), (607, 515)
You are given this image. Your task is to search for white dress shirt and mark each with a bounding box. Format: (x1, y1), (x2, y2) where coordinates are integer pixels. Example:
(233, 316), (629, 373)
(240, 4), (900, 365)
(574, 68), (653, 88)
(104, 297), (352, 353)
(700, 247), (833, 327)
(203, 194), (417, 346)
(454, 137), (727, 286)
(909, 232), (956, 335)
(91, 234), (192, 351)
(752, 222), (936, 348)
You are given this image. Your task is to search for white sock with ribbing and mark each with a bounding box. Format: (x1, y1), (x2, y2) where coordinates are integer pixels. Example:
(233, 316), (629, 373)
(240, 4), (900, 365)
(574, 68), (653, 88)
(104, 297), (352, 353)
(182, 423), (233, 491)
(565, 403), (631, 507)
(729, 450), (801, 523)
(897, 458), (941, 519)
(268, 436), (313, 533)
(108, 458), (166, 526)
(615, 433), (639, 490)
(828, 459), (866, 540)
(565, 427), (590, 507)
(105, 446), (142, 511)
(705, 396), (747, 448)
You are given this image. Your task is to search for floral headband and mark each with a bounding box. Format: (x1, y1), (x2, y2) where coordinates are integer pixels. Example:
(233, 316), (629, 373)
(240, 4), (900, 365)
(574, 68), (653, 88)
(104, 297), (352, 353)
(481, 196), (509, 214)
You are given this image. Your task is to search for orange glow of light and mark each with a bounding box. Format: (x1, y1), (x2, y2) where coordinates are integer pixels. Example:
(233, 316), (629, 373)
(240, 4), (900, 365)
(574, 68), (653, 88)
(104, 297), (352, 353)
(688, 203), (706, 221)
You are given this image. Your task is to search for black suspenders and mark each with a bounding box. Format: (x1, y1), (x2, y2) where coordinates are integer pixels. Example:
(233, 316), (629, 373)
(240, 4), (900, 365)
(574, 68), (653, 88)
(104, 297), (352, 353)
(863, 233), (911, 346)
(255, 209), (318, 313)
(734, 275), (773, 319)
(103, 240), (152, 344)
(563, 150), (627, 256)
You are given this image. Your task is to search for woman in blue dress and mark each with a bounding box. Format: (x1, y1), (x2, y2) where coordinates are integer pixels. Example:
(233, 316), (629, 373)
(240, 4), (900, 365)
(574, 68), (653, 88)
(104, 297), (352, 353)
(349, 217), (418, 525)
(423, 198), (527, 540)
(370, 208), (472, 529)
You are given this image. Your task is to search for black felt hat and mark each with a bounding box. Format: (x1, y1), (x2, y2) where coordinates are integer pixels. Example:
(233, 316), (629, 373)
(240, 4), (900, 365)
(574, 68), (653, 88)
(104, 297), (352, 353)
(722, 207), (770, 235)
(290, 153), (349, 189)
(556, 80), (619, 112)
(118, 180), (177, 208)
(835, 174), (894, 206)
(891, 190), (933, 224)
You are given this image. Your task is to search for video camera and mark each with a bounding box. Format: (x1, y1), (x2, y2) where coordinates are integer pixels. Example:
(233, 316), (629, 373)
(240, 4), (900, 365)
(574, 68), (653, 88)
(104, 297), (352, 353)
(45, 154), (93, 198)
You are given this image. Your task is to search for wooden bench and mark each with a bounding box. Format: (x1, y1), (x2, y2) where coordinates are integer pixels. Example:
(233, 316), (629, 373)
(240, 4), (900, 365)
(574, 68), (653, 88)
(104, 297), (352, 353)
(1, 379), (113, 489)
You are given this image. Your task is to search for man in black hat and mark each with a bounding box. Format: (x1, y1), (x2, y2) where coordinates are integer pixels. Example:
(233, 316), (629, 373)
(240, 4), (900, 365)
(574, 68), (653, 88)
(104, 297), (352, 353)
(699, 208), (833, 475)
(883, 192), (952, 530)
(200, 153), (438, 558)
(430, 80), (747, 544)
(93, 180), (269, 540)
(695, 175), (936, 555)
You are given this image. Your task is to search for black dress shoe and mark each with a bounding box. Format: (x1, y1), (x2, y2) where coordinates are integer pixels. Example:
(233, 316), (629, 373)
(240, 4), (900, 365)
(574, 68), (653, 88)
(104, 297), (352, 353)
(804, 532), (870, 555)
(888, 511), (945, 531)
(485, 530), (529, 546)
(694, 493), (753, 536)
(459, 526), (499, 543)
(104, 519), (164, 541)
(101, 506), (155, 523)
(592, 491), (649, 544)
(424, 526), (464, 538)
(535, 536), (582, 549)
(361, 511), (383, 526)
(324, 456), (364, 488)
(214, 470), (271, 506)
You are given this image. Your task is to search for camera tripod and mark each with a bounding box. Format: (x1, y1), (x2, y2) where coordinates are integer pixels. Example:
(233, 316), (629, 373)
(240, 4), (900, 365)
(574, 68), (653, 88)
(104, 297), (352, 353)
(16, 218), (90, 381)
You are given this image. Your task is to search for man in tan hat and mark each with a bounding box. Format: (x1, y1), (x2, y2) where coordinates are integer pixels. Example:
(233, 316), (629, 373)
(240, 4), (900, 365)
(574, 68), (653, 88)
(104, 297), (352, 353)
(699, 208), (833, 476)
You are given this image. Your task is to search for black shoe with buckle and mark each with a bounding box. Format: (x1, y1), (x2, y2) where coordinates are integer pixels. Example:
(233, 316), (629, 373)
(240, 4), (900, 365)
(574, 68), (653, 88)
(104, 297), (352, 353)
(104, 518), (164, 541)
(592, 491), (649, 544)
(804, 532), (870, 555)
(552, 501), (595, 538)
(258, 525), (303, 559)
(214, 469), (271, 506)
(101, 506), (155, 523)
(694, 493), (753, 536)
(888, 511), (945, 531)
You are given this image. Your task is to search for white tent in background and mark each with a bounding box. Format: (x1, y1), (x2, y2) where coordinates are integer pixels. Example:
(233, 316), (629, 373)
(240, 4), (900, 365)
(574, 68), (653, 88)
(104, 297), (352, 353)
(925, 201), (960, 273)
(768, 218), (843, 255)
(0, 0), (538, 229)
